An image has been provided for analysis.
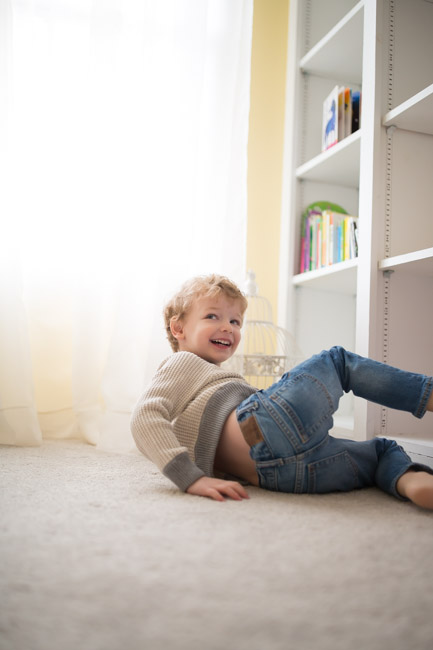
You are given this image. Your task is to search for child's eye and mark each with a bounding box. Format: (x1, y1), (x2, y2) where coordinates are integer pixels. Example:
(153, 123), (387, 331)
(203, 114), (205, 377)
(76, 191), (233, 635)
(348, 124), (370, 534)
(231, 319), (241, 327)
(205, 313), (217, 320)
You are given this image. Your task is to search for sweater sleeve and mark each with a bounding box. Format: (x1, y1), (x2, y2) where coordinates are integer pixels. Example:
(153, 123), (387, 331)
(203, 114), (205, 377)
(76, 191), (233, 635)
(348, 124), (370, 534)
(130, 352), (212, 491)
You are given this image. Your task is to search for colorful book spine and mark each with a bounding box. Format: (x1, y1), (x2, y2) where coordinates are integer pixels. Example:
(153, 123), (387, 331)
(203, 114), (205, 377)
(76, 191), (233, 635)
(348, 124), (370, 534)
(299, 210), (358, 273)
(322, 86), (362, 151)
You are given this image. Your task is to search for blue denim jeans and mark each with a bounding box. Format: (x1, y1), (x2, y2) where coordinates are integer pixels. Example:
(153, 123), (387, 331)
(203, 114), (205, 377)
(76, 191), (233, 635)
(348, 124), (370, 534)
(236, 347), (433, 499)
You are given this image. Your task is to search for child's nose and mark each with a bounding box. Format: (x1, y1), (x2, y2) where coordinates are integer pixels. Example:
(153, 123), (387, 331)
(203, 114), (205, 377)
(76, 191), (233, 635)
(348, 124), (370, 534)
(221, 320), (233, 332)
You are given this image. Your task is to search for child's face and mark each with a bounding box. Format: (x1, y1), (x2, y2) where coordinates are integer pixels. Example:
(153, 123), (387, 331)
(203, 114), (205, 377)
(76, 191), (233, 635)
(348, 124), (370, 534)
(171, 294), (244, 365)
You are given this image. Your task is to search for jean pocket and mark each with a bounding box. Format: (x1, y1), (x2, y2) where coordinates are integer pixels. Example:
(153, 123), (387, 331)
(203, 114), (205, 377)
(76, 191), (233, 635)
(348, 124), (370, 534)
(270, 373), (334, 445)
(307, 451), (359, 494)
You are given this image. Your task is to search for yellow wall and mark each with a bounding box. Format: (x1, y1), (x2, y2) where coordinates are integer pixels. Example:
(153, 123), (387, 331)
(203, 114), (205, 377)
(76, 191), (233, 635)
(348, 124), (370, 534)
(247, 0), (289, 322)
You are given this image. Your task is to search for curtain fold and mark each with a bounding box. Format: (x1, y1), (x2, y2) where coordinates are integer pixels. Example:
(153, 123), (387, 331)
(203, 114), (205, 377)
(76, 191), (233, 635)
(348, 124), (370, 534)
(0, 0), (254, 451)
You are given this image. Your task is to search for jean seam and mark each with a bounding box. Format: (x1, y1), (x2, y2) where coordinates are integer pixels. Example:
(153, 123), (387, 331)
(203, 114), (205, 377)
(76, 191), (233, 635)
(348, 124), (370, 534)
(259, 395), (303, 453)
(295, 459), (304, 493)
(254, 456), (287, 468)
(271, 394), (333, 438)
(414, 377), (433, 418)
(270, 373), (334, 437)
(253, 436), (331, 468)
(272, 372), (334, 407)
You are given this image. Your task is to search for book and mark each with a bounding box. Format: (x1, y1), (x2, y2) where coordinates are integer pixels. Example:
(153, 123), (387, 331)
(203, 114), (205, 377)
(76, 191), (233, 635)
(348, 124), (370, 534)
(344, 87), (352, 138)
(322, 86), (361, 150)
(299, 204), (324, 272)
(299, 203), (358, 273)
(338, 87), (345, 141)
(352, 91), (361, 132)
(322, 85), (339, 150)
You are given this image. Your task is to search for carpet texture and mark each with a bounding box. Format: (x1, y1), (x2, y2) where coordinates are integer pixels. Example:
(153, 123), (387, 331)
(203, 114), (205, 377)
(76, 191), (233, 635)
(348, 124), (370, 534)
(1, 440), (433, 650)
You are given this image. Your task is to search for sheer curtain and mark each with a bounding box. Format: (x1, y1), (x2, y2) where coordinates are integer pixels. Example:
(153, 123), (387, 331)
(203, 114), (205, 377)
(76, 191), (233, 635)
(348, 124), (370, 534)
(0, 0), (253, 451)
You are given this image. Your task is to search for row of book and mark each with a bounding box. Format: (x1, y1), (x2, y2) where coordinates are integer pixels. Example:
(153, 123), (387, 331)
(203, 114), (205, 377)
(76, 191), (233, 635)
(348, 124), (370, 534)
(322, 85), (361, 151)
(299, 205), (359, 274)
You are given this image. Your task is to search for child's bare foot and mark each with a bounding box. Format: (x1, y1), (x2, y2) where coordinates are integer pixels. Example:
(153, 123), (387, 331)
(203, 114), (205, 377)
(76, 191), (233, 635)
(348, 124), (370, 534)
(396, 471), (433, 509)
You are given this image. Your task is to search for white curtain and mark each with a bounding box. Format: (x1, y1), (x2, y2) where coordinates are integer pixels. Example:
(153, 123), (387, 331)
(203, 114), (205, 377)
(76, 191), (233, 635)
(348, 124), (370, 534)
(0, 0), (253, 451)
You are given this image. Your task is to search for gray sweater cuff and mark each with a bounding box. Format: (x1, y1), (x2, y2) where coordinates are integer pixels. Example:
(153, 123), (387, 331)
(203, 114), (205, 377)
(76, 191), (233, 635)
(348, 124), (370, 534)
(163, 452), (206, 491)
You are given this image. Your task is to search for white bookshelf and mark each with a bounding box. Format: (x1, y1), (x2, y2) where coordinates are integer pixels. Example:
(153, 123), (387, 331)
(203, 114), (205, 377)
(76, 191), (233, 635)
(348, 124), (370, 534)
(378, 248), (433, 276)
(382, 83), (433, 135)
(295, 130), (361, 186)
(278, 0), (433, 450)
(293, 259), (357, 294)
(299, 1), (364, 83)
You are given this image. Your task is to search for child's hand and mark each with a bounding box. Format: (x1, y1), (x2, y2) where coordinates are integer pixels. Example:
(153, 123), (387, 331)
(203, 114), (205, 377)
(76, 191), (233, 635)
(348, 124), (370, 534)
(186, 476), (250, 501)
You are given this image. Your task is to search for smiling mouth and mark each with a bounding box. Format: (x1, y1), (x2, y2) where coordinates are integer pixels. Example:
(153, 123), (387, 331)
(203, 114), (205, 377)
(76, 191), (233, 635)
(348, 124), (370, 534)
(211, 339), (231, 348)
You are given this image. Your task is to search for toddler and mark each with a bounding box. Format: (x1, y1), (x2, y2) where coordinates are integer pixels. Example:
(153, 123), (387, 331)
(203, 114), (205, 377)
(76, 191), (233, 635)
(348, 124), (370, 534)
(130, 274), (433, 508)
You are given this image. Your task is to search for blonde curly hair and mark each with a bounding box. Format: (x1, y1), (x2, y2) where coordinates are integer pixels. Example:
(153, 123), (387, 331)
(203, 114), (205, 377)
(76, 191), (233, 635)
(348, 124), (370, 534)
(164, 274), (248, 352)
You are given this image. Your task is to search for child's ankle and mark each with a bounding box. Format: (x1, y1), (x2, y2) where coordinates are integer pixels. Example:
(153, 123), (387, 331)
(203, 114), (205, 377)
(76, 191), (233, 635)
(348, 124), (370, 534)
(396, 470), (433, 510)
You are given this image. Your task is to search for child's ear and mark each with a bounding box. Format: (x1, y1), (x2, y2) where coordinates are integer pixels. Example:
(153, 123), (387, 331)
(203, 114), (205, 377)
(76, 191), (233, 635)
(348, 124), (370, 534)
(170, 317), (185, 341)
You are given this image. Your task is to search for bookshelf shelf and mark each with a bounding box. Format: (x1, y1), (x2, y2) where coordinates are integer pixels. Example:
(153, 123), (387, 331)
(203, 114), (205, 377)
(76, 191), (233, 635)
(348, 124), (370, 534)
(293, 259), (357, 294)
(295, 130), (361, 186)
(378, 248), (433, 276)
(382, 84), (433, 135)
(299, 1), (364, 84)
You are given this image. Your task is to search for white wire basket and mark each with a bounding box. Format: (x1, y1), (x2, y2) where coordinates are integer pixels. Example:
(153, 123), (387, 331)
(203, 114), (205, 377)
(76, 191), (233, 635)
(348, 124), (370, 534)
(224, 271), (304, 388)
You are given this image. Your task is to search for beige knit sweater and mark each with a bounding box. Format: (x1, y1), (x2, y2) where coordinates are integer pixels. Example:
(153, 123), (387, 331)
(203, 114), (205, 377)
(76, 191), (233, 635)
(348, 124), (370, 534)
(130, 351), (255, 491)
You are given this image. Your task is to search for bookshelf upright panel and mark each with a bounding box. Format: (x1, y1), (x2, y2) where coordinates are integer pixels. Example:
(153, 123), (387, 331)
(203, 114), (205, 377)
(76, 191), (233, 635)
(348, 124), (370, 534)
(376, 0), (433, 446)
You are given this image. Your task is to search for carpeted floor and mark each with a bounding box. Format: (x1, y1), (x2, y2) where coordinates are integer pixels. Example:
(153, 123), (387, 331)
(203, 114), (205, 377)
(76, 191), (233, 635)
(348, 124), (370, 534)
(1, 440), (433, 650)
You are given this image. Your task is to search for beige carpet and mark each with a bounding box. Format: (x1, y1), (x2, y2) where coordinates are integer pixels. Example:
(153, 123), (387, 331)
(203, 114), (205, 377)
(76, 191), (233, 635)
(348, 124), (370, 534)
(1, 440), (433, 650)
